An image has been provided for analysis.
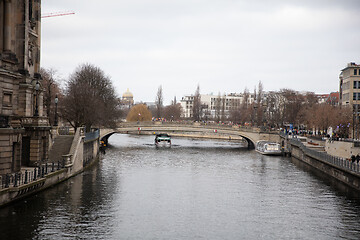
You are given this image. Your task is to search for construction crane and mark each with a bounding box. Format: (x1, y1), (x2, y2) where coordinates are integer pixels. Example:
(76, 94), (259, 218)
(41, 11), (75, 18)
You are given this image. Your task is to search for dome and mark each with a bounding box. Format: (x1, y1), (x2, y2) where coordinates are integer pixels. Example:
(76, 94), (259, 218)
(123, 88), (133, 98)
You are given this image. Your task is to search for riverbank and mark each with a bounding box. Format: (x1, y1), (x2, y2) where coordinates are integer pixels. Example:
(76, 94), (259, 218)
(282, 135), (360, 191)
(0, 128), (100, 208)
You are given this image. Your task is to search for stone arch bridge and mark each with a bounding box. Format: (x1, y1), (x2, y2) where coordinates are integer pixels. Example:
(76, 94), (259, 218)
(100, 122), (280, 149)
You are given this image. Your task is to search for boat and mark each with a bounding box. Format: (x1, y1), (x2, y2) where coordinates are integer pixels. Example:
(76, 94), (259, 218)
(155, 133), (171, 147)
(255, 140), (282, 155)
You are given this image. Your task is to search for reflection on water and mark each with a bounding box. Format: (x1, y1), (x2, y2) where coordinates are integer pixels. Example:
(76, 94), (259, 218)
(1, 134), (360, 240)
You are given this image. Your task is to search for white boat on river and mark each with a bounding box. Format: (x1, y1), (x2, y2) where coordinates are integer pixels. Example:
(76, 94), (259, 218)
(155, 133), (171, 147)
(255, 140), (282, 155)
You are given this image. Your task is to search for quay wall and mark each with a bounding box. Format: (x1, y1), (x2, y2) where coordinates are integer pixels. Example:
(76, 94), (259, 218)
(0, 128), (100, 208)
(325, 140), (360, 159)
(289, 139), (360, 191)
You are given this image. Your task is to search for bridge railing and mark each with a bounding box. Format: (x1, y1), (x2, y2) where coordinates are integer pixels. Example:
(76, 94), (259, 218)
(84, 128), (100, 142)
(289, 138), (360, 174)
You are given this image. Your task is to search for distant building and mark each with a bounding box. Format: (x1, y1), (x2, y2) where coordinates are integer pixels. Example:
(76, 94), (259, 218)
(317, 92), (339, 105)
(326, 92), (340, 105)
(180, 93), (255, 119)
(120, 88), (134, 109)
(317, 94), (329, 104)
(340, 62), (360, 110)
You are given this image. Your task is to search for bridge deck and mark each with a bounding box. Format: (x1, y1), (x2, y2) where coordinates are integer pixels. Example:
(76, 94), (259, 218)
(100, 122), (280, 149)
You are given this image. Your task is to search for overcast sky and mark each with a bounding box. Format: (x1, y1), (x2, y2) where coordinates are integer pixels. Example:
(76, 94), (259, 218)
(41, 0), (360, 104)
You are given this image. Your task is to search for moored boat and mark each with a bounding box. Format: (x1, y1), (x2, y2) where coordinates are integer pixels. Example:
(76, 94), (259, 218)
(155, 133), (171, 147)
(255, 140), (282, 155)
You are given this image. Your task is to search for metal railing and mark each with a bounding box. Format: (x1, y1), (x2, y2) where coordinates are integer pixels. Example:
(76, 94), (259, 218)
(84, 128), (100, 142)
(0, 161), (66, 190)
(289, 138), (360, 174)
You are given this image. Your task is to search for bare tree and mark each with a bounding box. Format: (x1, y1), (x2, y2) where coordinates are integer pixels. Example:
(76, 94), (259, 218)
(155, 85), (163, 118)
(215, 92), (221, 122)
(256, 81), (264, 126)
(192, 85), (201, 121)
(163, 103), (182, 121)
(220, 94), (226, 122)
(263, 91), (285, 128)
(303, 103), (352, 137)
(172, 96), (177, 105)
(229, 95), (241, 124)
(62, 63), (121, 131)
(280, 88), (304, 126)
(40, 68), (61, 125)
(240, 88), (250, 124)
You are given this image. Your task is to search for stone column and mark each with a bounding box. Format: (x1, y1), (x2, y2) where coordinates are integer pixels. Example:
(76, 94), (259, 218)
(3, 0), (11, 51)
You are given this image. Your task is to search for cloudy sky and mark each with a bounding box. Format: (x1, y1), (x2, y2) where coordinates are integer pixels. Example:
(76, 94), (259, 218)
(41, 0), (360, 104)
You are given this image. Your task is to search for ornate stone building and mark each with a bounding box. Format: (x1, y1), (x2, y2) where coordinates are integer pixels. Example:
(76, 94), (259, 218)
(0, 0), (50, 174)
(120, 88), (134, 108)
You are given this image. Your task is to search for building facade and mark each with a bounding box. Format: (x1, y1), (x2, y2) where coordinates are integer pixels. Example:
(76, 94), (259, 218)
(180, 93), (255, 119)
(120, 88), (134, 109)
(340, 62), (360, 109)
(0, 0), (50, 174)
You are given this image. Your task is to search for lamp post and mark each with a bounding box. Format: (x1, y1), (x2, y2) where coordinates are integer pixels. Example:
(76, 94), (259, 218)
(356, 104), (359, 139)
(34, 80), (40, 116)
(54, 95), (58, 126)
(137, 113), (141, 123)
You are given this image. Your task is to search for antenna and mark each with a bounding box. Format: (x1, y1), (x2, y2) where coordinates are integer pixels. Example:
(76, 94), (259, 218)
(42, 11), (75, 18)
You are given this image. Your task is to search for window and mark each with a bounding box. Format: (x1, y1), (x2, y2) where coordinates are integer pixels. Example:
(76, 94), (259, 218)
(354, 81), (360, 89)
(355, 69), (358, 75)
(3, 92), (12, 106)
(354, 92), (360, 101)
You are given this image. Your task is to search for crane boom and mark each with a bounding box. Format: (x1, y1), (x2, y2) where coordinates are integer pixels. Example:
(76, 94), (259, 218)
(42, 11), (75, 18)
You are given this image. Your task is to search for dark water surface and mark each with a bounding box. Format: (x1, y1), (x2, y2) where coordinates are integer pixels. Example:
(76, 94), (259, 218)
(1, 134), (360, 240)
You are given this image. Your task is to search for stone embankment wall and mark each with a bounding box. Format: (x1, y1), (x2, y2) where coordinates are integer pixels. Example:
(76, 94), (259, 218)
(325, 140), (360, 159)
(289, 138), (360, 191)
(0, 128), (100, 208)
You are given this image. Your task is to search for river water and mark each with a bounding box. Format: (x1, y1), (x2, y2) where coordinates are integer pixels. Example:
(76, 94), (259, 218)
(1, 134), (360, 240)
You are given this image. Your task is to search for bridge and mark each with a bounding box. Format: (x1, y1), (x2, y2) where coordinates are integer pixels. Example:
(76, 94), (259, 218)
(100, 122), (280, 149)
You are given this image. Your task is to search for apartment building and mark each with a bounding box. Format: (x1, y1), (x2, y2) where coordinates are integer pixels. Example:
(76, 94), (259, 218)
(180, 93), (255, 119)
(340, 62), (360, 110)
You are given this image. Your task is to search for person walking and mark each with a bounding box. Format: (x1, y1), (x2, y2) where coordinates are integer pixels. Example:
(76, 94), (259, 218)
(351, 155), (356, 163)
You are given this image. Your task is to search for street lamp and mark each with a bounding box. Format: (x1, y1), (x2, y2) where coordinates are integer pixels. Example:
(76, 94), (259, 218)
(34, 80), (40, 116)
(54, 95), (58, 126)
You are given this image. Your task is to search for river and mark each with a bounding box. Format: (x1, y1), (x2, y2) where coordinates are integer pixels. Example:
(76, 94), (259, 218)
(1, 134), (360, 239)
